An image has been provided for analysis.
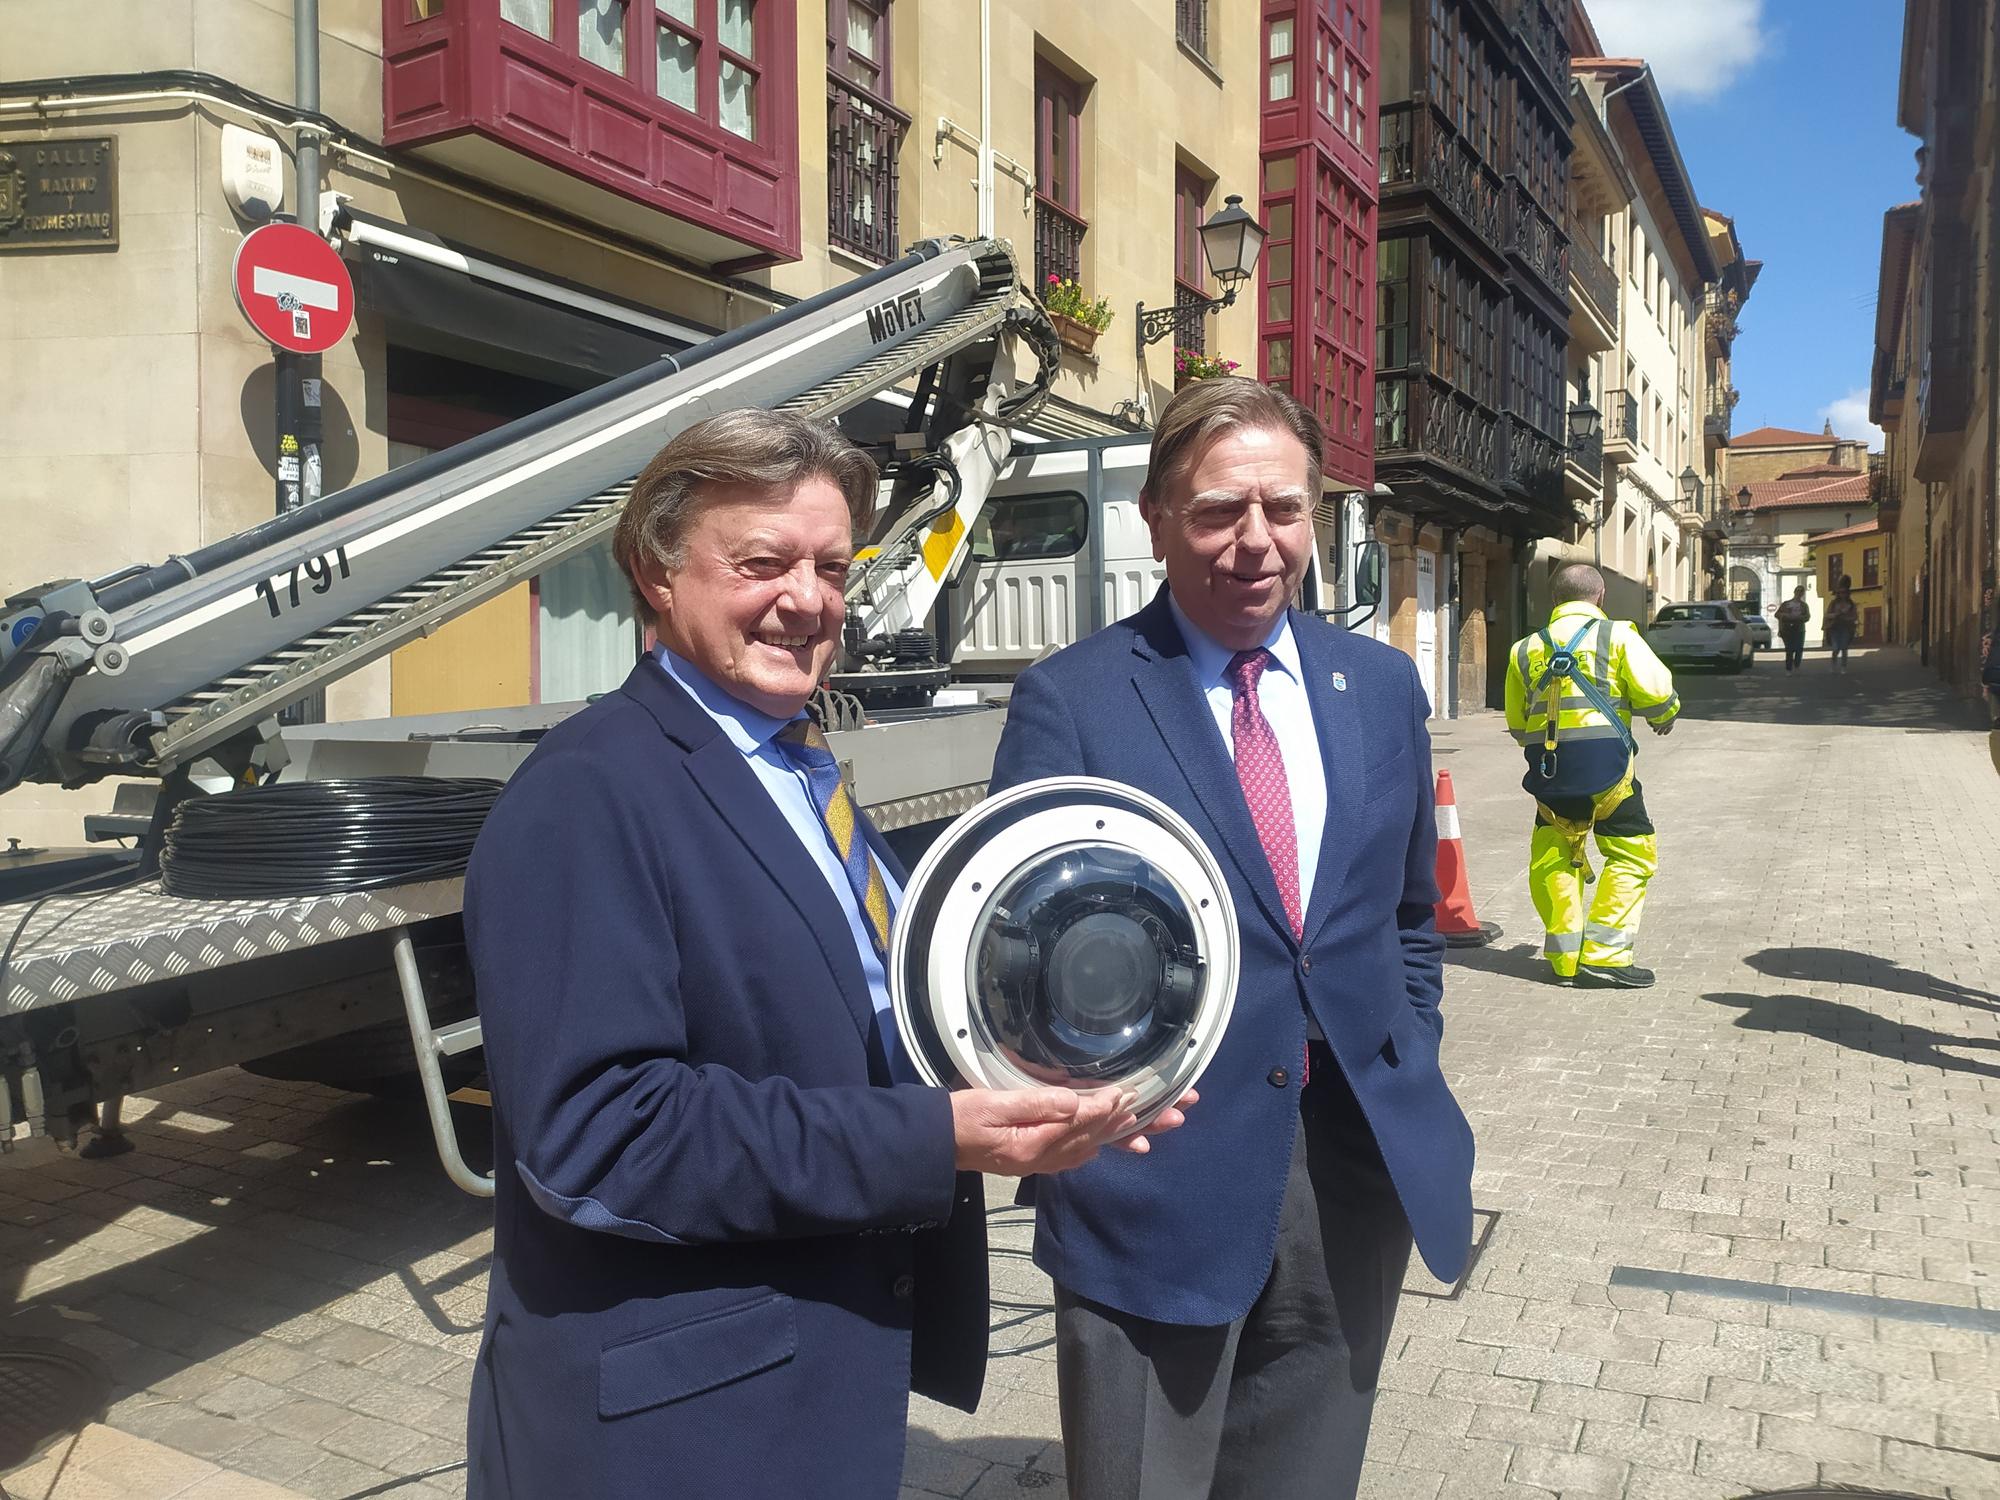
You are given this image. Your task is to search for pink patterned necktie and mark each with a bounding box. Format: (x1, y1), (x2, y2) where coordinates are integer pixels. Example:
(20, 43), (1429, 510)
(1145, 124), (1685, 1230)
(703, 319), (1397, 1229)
(1228, 649), (1303, 938)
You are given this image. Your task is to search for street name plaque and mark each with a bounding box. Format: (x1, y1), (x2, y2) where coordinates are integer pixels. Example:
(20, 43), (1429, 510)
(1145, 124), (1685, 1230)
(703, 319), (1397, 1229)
(0, 136), (118, 252)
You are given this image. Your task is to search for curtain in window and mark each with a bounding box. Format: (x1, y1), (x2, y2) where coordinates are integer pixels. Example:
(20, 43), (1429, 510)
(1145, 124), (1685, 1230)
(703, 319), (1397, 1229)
(579, 0), (627, 73)
(540, 542), (640, 703)
(502, 0), (552, 36)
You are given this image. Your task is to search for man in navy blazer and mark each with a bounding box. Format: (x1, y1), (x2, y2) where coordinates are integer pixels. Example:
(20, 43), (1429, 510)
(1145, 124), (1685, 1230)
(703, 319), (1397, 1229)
(990, 379), (1476, 1499)
(462, 409), (1164, 1499)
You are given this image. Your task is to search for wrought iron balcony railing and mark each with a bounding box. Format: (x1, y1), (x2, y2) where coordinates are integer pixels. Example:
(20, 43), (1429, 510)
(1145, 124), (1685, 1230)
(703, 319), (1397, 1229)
(827, 76), (911, 264)
(1034, 195), (1087, 290)
(1567, 224), (1617, 330)
(1176, 0), (1209, 60)
(1378, 102), (1505, 247)
(1602, 388), (1641, 457)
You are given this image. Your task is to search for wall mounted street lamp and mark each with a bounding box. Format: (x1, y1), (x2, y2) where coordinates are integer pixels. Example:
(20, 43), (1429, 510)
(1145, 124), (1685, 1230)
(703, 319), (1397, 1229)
(1679, 465), (1702, 512)
(1135, 194), (1268, 358)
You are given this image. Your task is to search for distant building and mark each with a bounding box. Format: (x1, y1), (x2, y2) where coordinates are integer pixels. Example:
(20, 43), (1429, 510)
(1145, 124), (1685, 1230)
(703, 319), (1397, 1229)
(1727, 464), (1876, 631)
(1525, 53), (1719, 634)
(1728, 423), (1875, 485)
(1808, 520), (1890, 647)
(1868, 0), (1995, 697)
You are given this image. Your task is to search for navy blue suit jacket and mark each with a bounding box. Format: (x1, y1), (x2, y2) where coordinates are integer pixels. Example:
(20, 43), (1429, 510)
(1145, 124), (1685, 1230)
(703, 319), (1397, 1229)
(462, 661), (987, 1499)
(989, 591), (1475, 1325)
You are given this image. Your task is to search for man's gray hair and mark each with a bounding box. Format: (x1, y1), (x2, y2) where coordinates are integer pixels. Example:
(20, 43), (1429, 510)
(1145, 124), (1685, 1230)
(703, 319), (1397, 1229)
(1141, 376), (1325, 504)
(1550, 563), (1607, 605)
(613, 407), (879, 615)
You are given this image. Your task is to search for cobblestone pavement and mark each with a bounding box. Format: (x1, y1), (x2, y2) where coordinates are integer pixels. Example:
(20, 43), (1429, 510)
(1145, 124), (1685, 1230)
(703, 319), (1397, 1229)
(4, 644), (1996, 1500)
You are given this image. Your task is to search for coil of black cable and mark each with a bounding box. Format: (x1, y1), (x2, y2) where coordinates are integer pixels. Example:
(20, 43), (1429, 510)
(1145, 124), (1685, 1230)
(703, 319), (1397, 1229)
(159, 777), (505, 900)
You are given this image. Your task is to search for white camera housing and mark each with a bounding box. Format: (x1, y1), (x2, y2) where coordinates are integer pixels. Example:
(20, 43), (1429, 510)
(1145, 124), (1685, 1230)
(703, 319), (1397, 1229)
(891, 776), (1239, 1131)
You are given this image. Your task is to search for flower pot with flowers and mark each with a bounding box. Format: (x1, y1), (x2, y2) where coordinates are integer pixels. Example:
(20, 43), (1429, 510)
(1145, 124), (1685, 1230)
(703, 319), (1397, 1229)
(1173, 348), (1241, 387)
(1041, 275), (1114, 356)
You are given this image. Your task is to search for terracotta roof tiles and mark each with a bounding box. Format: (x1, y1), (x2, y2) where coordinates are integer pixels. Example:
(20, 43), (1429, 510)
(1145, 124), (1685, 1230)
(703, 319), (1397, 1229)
(1733, 425), (1853, 447)
(1807, 520), (1885, 543)
(1736, 471), (1873, 510)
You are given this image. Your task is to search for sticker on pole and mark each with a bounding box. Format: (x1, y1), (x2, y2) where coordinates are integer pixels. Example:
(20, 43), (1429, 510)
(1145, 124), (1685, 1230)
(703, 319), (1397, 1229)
(231, 222), (354, 354)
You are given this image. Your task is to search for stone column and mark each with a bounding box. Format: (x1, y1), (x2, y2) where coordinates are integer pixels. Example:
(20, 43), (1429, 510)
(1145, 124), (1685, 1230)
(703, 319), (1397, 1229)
(1458, 546), (1489, 711)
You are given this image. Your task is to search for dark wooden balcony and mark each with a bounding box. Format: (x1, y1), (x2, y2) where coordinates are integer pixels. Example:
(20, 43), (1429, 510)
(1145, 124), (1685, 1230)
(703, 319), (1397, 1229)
(826, 75), (909, 264)
(1035, 196), (1087, 290)
(1914, 220), (1974, 481)
(1505, 417), (1567, 515)
(1508, 0), (1571, 93)
(1601, 387), (1641, 463)
(1507, 182), (1568, 300)
(1378, 102), (1505, 249)
(1374, 373), (1502, 490)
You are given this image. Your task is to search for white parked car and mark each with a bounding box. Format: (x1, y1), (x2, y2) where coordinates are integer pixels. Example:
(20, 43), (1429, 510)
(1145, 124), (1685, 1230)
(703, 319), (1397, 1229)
(1741, 611), (1773, 650)
(1646, 601), (1755, 673)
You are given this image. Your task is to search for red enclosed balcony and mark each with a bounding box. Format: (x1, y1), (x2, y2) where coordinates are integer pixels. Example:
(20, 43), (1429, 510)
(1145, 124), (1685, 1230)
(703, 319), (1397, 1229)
(383, 0), (800, 268)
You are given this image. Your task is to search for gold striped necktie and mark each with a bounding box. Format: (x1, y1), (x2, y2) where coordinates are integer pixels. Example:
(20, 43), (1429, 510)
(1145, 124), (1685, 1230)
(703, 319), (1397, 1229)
(775, 718), (893, 957)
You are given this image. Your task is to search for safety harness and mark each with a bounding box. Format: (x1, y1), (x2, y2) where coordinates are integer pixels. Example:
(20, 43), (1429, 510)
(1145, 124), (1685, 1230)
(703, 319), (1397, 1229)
(1531, 620), (1637, 879)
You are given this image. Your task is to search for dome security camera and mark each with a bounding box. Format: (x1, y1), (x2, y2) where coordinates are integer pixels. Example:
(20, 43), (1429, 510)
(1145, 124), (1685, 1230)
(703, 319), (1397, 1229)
(892, 777), (1239, 1132)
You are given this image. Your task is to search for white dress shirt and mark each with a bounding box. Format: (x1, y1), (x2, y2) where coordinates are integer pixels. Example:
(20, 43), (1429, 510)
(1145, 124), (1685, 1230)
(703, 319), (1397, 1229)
(1166, 595), (1329, 916)
(652, 647), (915, 1080)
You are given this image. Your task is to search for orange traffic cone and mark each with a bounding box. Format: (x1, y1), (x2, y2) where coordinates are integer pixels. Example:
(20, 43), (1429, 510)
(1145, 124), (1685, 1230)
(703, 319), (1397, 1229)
(1433, 770), (1499, 948)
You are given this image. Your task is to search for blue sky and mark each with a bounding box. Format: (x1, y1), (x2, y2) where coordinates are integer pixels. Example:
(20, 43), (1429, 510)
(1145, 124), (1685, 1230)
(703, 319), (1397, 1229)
(1589, 0), (1912, 450)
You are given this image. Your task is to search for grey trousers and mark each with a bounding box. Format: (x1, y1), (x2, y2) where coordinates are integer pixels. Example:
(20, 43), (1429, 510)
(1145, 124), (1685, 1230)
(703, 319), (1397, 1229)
(1054, 1048), (1413, 1500)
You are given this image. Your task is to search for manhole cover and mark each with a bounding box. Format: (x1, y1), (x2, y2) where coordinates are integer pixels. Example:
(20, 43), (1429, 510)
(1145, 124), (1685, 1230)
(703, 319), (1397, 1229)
(0, 1338), (112, 1468)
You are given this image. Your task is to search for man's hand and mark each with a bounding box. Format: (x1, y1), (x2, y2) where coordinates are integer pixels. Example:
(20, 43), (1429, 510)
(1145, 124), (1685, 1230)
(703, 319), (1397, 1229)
(950, 1085), (1140, 1176)
(1651, 716), (1675, 736)
(1110, 1089), (1198, 1155)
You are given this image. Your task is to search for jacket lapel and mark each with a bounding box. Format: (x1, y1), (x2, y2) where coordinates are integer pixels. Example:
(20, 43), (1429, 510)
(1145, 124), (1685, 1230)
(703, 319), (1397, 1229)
(1128, 594), (1296, 942)
(1295, 619), (1365, 945)
(624, 663), (881, 1054)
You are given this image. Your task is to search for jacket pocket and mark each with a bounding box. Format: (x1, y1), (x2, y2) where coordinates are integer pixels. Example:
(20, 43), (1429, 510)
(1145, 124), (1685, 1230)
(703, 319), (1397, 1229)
(1363, 745), (1412, 803)
(598, 1293), (797, 1420)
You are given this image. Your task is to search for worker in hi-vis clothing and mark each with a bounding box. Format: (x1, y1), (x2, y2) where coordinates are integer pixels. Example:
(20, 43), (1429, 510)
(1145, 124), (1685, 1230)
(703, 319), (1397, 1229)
(1504, 564), (1681, 988)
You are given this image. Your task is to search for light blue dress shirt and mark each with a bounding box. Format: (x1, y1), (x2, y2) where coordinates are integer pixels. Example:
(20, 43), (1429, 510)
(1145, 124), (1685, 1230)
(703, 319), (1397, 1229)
(1165, 595), (1329, 916)
(652, 647), (914, 1081)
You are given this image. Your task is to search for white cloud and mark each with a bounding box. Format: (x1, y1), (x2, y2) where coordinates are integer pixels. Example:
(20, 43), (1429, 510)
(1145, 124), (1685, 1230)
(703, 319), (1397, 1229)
(1586, 0), (1771, 102)
(1821, 388), (1884, 452)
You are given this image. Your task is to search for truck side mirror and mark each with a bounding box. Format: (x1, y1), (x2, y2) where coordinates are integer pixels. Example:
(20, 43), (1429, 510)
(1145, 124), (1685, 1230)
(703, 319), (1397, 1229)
(1352, 541), (1385, 609)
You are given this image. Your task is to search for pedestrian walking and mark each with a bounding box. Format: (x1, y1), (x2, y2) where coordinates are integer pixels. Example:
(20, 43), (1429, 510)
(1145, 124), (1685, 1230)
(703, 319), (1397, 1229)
(1504, 564), (1680, 988)
(1775, 585), (1810, 671)
(1826, 576), (1859, 672)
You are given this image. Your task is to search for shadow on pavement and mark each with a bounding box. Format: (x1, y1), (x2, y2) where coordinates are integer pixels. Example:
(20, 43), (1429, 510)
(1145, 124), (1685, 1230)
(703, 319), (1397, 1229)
(905, 1429), (1064, 1495)
(1670, 648), (1990, 732)
(1444, 942), (1555, 986)
(1703, 991), (2000, 1080)
(1742, 947), (2000, 1011)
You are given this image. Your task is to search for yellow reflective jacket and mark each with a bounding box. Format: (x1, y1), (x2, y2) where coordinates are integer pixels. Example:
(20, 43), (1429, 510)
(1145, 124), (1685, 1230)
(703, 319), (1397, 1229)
(1504, 603), (1680, 795)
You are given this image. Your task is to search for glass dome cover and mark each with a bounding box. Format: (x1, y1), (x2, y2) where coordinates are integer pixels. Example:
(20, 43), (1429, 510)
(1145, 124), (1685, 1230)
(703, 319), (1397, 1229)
(891, 777), (1238, 1132)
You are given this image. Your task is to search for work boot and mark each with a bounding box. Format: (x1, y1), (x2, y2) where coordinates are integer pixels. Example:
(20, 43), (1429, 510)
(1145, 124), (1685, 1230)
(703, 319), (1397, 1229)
(1577, 963), (1655, 989)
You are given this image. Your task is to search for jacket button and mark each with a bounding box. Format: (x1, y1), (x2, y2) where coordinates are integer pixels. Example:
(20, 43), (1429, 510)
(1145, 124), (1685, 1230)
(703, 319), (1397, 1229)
(1268, 1067), (1290, 1088)
(892, 1274), (915, 1300)
(1300, 955), (1313, 975)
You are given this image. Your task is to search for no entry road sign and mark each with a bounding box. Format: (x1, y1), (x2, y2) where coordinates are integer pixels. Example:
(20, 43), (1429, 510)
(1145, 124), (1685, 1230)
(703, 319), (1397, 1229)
(232, 222), (354, 355)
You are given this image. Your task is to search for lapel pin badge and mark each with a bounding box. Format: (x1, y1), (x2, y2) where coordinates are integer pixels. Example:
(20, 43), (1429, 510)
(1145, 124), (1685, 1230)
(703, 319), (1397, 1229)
(1331, 672), (1348, 692)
